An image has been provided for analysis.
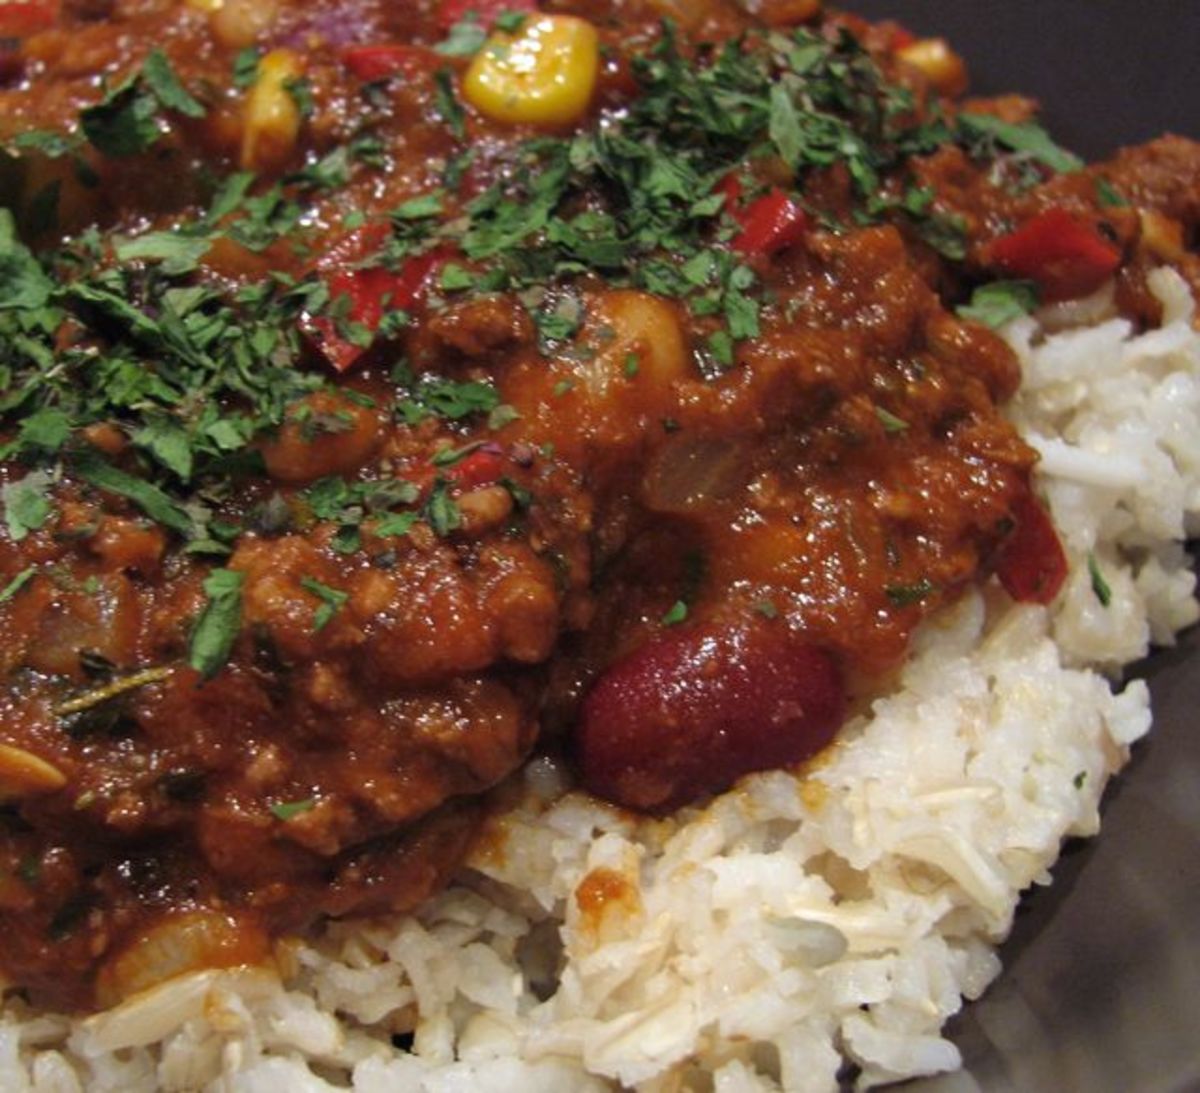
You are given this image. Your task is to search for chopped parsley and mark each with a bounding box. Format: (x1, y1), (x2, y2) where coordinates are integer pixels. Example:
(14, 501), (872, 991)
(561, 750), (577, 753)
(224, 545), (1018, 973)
(188, 569), (245, 679)
(81, 50), (206, 159)
(958, 280), (1041, 329)
(662, 600), (689, 626)
(1088, 553), (1113, 607)
(270, 798), (316, 821)
(0, 567), (36, 604)
(300, 577), (349, 632)
(956, 113), (1082, 175)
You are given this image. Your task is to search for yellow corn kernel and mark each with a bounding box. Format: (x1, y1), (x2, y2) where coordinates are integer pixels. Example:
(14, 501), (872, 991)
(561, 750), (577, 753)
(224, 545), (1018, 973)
(464, 15), (599, 128)
(184, 0), (223, 13)
(897, 38), (968, 98)
(240, 48), (304, 173)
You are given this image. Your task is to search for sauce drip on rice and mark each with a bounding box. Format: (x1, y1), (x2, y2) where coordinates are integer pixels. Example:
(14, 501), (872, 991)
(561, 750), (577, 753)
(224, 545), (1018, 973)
(0, 0), (1195, 1010)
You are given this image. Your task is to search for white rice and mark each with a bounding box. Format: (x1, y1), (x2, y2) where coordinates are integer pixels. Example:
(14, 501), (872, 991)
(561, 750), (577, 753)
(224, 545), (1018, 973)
(3, 267), (1198, 1093)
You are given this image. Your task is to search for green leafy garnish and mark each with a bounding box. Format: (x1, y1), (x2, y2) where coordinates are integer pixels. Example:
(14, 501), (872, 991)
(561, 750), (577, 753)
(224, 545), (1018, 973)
(188, 569), (245, 679)
(662, 600), (689, 626)
(2, 471), (54, 542)
(270, 798), (316, 821)
(1088, 553), (1113, 607)
(436, 16), (488, 57)
(300, 577), (349, 632)
(957, 113), (1082, 174)
(0, 567), (36, 604)
(958, 280), (1040, 329)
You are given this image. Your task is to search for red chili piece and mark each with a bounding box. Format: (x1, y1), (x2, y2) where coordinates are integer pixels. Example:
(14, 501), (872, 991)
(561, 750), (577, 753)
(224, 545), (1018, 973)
(341, 44), (437, 82)
(577, 618), (845, 813)
(989, 208), (1121, 303)
(0, 0), (59, 37)
(995, 493), (1069, 605)
(434, 0), (538, 32)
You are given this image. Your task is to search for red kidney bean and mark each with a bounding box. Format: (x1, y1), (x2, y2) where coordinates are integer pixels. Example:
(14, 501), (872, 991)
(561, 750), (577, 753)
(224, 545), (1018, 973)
(576, 618), (845, 812)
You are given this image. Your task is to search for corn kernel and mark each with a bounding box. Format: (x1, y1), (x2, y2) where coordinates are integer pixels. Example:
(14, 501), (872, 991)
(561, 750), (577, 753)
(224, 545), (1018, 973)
(464, 15), (599, 128)
(184, 0), (223, 13)
(241, 48), (304, 173)
(897, 37), (968, 98)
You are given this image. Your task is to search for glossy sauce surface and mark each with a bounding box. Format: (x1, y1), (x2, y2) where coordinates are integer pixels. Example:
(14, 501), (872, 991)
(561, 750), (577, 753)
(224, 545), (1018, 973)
(0, 0), (1195, 1009)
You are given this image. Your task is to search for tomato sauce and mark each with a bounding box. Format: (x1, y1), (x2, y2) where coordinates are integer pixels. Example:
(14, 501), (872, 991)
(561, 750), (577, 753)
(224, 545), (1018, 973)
(0, 0), (1195, 1009)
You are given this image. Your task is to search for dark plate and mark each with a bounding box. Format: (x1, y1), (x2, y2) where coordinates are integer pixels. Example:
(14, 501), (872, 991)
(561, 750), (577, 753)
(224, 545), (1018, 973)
(846, 4), (1200, 1090)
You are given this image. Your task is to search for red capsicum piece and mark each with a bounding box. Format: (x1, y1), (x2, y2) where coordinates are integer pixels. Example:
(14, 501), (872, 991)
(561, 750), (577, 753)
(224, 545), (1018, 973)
(733, 190), (809, 256)
(306, 226), (452, 372)
(435, 0), (538, 32)
(719, 176), (809, 257)
(444, 447), (506, 491)
(989, 208), (1122, 303)
(995, 493), (1069, 605)
(0, 0), (59, 37)
(341, 44), (438, 82)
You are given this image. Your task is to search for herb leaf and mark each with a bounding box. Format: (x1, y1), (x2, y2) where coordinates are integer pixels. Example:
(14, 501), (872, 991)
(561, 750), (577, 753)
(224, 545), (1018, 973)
(957, 113), (1082, 174)
(189, 568), (245, 678)
(958, 280), (1040, 329)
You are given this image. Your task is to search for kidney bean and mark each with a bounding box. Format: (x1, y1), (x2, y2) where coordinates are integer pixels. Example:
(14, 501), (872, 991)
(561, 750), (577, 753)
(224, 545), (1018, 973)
(576, 618), (845, 812)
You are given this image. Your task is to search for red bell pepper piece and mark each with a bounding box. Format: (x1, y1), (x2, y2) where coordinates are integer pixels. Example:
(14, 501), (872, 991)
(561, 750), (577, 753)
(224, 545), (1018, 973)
(989, 208), (1121, 303)
(995, 493), (1068, 605)
(718, 176), (808, 257)
(444, 446), (506, 491)
(733, 190), (809, 256)
(341, 44), (437, 82)
(435, 0), (537, 32)
(307, 227), (451, 372)
(0, 0), (59, 37)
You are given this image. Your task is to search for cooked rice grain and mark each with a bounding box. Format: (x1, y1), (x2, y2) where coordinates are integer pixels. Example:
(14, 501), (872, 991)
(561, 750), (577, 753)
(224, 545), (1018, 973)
(3, 270), (1198, 1092)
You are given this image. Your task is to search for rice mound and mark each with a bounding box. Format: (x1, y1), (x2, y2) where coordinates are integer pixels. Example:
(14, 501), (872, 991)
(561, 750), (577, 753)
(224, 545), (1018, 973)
(3, 269), (1199, 1093)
